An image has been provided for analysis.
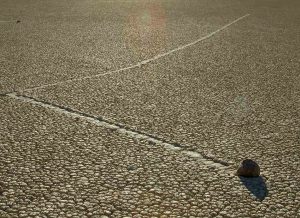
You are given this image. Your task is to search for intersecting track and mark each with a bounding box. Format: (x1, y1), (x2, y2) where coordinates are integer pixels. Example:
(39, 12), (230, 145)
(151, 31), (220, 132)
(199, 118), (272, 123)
(6, 14), (250, 170)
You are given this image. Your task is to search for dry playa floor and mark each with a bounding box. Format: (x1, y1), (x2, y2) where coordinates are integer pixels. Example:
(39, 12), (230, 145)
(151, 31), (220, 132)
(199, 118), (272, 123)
(1, 0), (300, 217)
(0, 96), (297, 218)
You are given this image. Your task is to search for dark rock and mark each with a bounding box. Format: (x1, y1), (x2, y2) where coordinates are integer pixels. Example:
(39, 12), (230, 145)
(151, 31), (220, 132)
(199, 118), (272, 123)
(236, 159), (260, 177)
(127, 165), (136, 171)
(0, 186), (4, 195)
(16, 20), (21, 23)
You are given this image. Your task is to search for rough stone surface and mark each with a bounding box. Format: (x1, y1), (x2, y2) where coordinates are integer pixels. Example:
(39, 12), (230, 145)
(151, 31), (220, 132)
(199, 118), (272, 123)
(236, 159), (260, 177)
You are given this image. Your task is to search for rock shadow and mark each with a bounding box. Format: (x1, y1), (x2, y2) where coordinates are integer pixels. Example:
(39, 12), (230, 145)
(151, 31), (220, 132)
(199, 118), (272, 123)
(239, 176), (268, 201)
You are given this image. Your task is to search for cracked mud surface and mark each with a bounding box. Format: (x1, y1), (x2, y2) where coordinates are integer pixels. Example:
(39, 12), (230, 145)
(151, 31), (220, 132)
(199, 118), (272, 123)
(1, 97), (299, 217)
(1, 0), (300, 217)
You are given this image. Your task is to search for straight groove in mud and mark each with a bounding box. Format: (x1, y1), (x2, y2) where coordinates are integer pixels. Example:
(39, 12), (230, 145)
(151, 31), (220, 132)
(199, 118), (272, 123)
(7, 92), (231, 169)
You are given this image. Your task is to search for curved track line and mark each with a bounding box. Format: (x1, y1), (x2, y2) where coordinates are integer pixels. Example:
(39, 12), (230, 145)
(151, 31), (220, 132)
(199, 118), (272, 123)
(22, 14), (250, 92)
